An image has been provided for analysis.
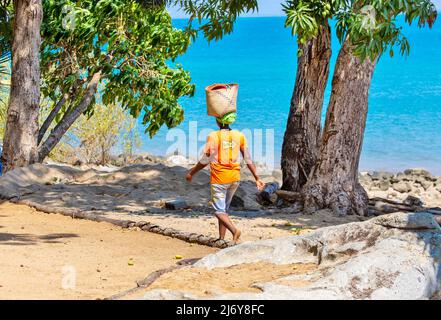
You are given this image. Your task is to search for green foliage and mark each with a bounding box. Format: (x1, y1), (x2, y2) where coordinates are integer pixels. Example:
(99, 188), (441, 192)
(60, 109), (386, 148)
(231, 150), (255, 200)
(48, 103), (139, 165)
(283, 0), (437, 60)
(121, 117), (141, 159)
(168, 0), (259, 41)
(283, 0), (331, 43)
(72, 104), (128, 164)
(41, 0), (195, 138)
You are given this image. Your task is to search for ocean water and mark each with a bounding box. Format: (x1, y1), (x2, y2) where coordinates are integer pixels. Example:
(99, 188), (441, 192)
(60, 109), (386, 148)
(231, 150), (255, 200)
(138, 16), (441, 174)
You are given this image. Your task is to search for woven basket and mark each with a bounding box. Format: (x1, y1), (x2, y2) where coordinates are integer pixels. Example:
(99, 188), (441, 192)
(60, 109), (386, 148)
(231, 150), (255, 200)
(205, 83), (239, 117)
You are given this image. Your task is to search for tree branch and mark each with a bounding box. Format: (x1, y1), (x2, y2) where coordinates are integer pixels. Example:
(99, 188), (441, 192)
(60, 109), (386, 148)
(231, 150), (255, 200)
(38, 93), (68, 145)
(38, 71), (102, 161)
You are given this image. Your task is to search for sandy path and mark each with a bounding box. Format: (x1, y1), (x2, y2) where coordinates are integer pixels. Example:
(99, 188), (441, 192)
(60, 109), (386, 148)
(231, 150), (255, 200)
(103, 208), (368, 243)
(142, 262), (317, 298)
(0, 202), (216, 300)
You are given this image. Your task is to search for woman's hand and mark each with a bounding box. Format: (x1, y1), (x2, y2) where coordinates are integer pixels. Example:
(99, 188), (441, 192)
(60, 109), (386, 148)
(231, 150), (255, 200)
(256, 178), (265, 191)
(186, 172), (193, 183)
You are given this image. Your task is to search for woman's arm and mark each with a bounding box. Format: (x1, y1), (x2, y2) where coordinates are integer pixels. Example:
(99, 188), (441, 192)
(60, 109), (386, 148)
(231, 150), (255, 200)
(186, 160), (208, 182)
(241, 147), (265, 190)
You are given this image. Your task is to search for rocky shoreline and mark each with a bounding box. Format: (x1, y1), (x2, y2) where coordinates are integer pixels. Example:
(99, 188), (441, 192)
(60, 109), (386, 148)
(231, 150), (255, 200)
(359, 168), (441, 208)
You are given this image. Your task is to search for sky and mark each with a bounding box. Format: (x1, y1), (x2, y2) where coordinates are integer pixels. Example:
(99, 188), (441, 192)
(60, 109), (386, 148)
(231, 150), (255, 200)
(168, 0), (441, 18)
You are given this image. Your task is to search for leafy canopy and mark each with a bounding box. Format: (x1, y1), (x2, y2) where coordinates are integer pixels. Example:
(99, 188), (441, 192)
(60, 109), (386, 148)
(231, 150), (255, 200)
(283, 0), (438, 60)
(167, 0), (259, 41)
(42, 0), (195, 137)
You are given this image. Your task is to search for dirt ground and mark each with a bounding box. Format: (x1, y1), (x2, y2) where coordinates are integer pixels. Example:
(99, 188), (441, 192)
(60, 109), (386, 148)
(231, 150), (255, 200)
(103, 207), (368, 243)
(144, 262), (317, 298)
(0, 202), (216, 300)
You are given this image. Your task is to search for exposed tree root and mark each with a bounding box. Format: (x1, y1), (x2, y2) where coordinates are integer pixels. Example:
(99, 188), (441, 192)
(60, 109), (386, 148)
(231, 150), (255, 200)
(6, 198), (234, 249)
(105, 258), (199, 300)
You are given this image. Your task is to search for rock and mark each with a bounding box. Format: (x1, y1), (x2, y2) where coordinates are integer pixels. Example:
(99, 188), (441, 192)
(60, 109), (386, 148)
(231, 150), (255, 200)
(404, 168), (431, 177)
(232, 182), (261, 210)
(359, 173), (372, 186)
(416, 178), (434, 191)
(141, 212), (441, 300)
(392, 181), (412, 193)
(369, 171), (393, 181)
(435, 179), (441, 193)
(166, 155), (189, 166)
(403, 195), (424, 207)
(165, 199), (189, 210)
(271, 170), (282, 182)
(142, 289), (200, 300)
(230, 195), (245, 209)
(378, 180), (390, 191)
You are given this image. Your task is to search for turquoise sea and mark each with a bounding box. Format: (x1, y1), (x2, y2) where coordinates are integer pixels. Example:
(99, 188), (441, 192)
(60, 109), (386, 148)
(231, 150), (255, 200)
(138, 16), (441, 174)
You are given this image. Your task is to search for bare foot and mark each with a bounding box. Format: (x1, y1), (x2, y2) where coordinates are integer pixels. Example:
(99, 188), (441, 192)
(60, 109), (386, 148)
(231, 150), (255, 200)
(233, 229), (242, 244)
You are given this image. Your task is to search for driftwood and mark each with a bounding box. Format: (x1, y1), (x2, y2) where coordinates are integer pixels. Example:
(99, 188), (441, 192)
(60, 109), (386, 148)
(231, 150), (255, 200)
(369, 197), (441, 218)
(275, 190), (303, 203)
(8, 198), (234, 249)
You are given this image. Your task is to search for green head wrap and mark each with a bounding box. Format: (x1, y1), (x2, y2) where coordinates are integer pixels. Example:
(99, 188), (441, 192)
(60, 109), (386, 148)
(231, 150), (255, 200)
(217, 112), (237, 125)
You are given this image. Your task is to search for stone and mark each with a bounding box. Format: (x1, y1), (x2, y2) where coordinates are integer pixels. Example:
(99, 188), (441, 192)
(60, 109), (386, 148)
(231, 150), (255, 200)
(165, 199), (188, 210)
(403, 195), (424, 207)
(358, 173), (373, 186)
(272, 170), (282, 181)
(369, 171), (393, 181)
(392, 181), (412, 193)
(404, 168), (432, 177)
(435, 179), (441, 193)
(378, 180), (390, 191)
(230, 195), (245, 209)
(135, 221), (148, 228)
(416, 178), (433, 191)
(166, 155), (189, 166)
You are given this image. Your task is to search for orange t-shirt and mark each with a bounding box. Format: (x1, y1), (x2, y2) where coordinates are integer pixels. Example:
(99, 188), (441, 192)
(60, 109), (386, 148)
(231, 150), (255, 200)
(204, 130), (248, 184)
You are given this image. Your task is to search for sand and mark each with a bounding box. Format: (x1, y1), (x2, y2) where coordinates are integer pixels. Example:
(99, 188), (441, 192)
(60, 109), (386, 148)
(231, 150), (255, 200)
(145, 262), (317, 298)
(103, 208), (368, 243)
(0, 202), (216, 300)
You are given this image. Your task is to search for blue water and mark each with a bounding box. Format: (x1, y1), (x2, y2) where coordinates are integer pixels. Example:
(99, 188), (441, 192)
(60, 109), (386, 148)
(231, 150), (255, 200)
(137, 16), (441, 174)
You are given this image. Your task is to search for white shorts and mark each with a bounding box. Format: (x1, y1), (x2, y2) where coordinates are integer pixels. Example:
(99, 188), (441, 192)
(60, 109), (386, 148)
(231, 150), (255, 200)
(210, 182), (240, 214)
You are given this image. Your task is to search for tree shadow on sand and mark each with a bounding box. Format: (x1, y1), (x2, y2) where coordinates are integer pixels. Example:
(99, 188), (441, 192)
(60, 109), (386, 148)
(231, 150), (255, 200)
(0, 232), (78, 246)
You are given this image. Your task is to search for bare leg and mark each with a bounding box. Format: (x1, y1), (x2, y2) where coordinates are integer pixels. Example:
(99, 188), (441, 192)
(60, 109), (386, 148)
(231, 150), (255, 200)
(218, 220), (227, 240)
(215, 213), (241, 243)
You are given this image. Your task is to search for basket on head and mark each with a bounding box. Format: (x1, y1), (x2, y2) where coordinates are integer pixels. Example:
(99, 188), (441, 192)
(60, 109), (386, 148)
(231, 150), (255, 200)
(205, 83), (239, 118)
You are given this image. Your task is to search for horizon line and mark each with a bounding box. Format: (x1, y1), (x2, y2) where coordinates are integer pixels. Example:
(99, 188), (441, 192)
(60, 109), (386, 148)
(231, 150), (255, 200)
(171, 10), (441, 20)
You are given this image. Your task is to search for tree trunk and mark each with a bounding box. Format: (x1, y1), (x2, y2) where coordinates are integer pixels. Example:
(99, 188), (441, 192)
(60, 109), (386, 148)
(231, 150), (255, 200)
(38, 71), (101, 161)
(37, 93), (67, 145)
(302, 39), (376, 216)
(281, 23), (331, 192)
(1, 0), (42, 173)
